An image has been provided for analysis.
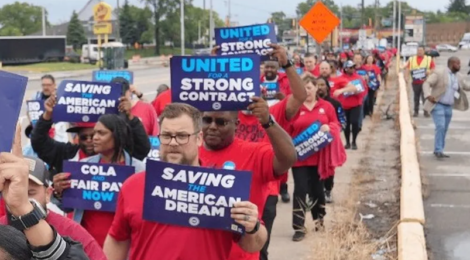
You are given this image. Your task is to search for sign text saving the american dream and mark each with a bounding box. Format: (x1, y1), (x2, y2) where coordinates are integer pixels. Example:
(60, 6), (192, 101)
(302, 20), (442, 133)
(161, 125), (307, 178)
(53, 80), (121, 123)
(62, 161), (135, 212)
(170, 55), (261, 111)
(143, 160), (252, 233)
(215, 23), (277, 61)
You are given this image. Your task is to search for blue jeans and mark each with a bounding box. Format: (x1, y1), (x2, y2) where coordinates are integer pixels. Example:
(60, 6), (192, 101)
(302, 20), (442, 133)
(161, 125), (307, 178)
(431, 103), (453, 153)
(359, 93), (368, 129)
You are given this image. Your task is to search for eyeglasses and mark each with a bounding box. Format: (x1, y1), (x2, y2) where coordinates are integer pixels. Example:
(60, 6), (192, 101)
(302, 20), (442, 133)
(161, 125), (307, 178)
(202, 117), (232, 127)
(158, 132), (198, 145)
(79, 134), (94, 141)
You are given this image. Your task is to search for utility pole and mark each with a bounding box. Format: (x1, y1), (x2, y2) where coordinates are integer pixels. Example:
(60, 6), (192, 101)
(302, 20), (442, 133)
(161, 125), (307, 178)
(361, 0), (365, 27)
(203, 0), (206, 10)
(180, 0), (185, 55)
(116, 0), (121, 41)
(209, 0), (214, 49)
(340, 5), (343, 48)
(42, 7), (46, 36)
(374, 0), (379, 35)
(198, 21), (201, 44)
(227, 0), (231, 27)
(397, 1), (402, 54)
(392, 0), (396, 48)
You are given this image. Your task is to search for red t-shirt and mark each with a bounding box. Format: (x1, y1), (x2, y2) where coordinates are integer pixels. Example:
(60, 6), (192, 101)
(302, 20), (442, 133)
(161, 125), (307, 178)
(0, 211), (106, 260)
(305, 65), (320, 77)
(108, 171), (237, 260)
(407, 56), (436, 85)
(200, 139), (277, 260)
(152, 89), (172, 117)
(234, 97), (293, 196)
(332, 73), (368, 110)
(289, 99), (338, 167)
(81, 160), (127, 247)
(0, 198), (5, 219)
(131, 100), (159, 136)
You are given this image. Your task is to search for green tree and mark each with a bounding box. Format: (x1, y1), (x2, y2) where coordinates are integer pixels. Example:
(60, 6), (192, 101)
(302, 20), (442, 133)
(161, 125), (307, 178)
(296, 0), (339, 17)
(0, 2), (48, 35)
(160, 3), (224, 48)
(67, 11), (87, 50)
(131, 6), (153, 44)
(142, 0), (178, 55)
(119, 0), (138, 45)
(270, 12), (292, 42)
(447, 0), (468, 13)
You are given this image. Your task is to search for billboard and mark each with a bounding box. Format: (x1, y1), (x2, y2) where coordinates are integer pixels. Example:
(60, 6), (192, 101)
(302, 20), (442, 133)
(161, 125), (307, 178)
(404, 16), (425, 44)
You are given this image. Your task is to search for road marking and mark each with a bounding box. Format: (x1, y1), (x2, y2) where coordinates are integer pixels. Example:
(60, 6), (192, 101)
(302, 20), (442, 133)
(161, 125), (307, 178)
(430, 204), (470, 209)
(420, 151), (470, 155)
(415, 118), (470, 122)
(417, 126), (470, 130)
(427, 173), (470, 177)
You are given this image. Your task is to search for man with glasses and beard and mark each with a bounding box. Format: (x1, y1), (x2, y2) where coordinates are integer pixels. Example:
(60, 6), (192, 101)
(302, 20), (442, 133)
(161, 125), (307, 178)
(0, 156), (106, 260)
(104, 103), (267, 260)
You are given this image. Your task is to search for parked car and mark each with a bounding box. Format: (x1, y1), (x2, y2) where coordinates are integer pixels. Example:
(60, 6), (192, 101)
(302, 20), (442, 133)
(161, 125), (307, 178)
(425, 49), (440, 58)
(436, 44), (457, 52)
(193, 48), (211, 56)
(64, 50), (81, 63)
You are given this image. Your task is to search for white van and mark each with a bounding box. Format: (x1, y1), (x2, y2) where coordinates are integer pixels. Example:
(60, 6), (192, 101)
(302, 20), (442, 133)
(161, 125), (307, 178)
(458, 33), (470, 49)
(81, 42), (125, 64)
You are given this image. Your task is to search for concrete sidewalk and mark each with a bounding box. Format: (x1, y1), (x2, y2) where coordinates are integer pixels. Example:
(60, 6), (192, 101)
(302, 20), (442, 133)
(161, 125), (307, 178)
(268, 95), (384, 260)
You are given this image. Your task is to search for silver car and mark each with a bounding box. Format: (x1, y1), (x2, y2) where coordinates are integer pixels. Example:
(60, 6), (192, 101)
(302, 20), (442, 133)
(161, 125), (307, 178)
(436, 44), (458, 52)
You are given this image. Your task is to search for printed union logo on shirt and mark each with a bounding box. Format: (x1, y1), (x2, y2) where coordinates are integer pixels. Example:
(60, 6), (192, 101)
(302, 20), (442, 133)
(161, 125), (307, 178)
(170, 55), (261, 111)
(26, 100), (45, 126)
(52, 80), (121, 123)
(143, 160), (252, 234)
(92, 70), (134, 84)
(261, 82), (279, 100)
(62, 161), (135, 212)
(292, 120), (333, 161)
(215, 23), (277, 61)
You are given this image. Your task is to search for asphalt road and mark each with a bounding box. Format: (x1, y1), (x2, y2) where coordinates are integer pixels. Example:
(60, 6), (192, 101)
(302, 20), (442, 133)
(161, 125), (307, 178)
(19, 66), (171, 146)
(413, 51), (470, 260)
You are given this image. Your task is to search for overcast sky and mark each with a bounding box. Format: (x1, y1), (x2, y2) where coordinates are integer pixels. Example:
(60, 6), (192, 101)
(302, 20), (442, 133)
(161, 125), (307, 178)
(2, 0), (445, 25)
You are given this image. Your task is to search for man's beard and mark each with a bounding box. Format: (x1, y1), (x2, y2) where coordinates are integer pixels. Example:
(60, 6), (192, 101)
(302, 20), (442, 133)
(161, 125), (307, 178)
(265, 72), (277, 81)
(162, 153), (193, 166)
(317, 90), (327, 98)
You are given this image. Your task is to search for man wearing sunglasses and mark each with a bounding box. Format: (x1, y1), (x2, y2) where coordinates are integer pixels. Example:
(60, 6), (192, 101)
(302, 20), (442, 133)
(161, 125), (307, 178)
(200, 46), (298, 260)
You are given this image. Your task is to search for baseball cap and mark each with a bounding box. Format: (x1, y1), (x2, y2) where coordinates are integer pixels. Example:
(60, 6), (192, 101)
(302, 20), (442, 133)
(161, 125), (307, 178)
(343, 60), (355, 68)
(23, 156), (51, 187)
(67, 122), (96, 133)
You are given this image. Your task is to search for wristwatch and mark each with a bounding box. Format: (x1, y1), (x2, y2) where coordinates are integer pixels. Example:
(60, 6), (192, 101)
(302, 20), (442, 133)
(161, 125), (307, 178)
(8, 199), (47, 231)
(246, 220), (261, 235)
(262, 115), (276, 129)
(282, 59), (293, 70)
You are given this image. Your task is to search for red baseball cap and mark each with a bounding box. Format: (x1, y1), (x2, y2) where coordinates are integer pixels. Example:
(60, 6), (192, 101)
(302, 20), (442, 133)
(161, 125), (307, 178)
(67, 122), (96, 133)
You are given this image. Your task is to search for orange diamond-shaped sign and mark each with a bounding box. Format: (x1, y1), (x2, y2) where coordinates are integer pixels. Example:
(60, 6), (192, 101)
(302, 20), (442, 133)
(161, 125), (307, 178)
(299, 1), (340, 44)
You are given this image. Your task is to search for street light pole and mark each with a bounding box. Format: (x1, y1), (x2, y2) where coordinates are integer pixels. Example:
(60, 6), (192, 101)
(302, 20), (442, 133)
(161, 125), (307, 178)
(181, 0), (185, 55)
(209, 0), (214, 49)
(116, 0), (121, 41)
(42, 7), (46, 36)
(397, 1), (402, 57)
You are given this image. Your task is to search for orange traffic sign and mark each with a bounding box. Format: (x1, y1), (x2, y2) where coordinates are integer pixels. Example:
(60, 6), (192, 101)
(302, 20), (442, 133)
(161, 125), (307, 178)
(299, 1), (340, 43)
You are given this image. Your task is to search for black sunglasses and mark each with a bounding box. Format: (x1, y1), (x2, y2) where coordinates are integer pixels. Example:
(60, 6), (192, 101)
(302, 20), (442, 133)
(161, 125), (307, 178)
(202, 117), (232, 127)
(79, 134), (94, 141)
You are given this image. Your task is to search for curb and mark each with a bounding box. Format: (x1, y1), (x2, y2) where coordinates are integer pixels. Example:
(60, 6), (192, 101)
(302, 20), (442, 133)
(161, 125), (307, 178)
(397, 70), (428, 260)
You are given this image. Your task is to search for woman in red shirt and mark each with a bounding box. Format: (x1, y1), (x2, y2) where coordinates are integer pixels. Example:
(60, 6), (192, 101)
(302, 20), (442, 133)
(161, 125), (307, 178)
(289, 75), (342, 242)
(362, 55), (382, 115)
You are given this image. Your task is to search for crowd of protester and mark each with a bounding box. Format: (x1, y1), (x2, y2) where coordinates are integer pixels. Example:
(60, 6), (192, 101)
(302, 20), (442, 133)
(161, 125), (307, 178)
(0, 43), (396, 260)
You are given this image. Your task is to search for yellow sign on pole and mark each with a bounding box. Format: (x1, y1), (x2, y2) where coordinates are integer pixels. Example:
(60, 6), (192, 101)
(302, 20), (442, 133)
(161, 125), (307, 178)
(93, 2), (112, 22)
(93, 22), (113, 35)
